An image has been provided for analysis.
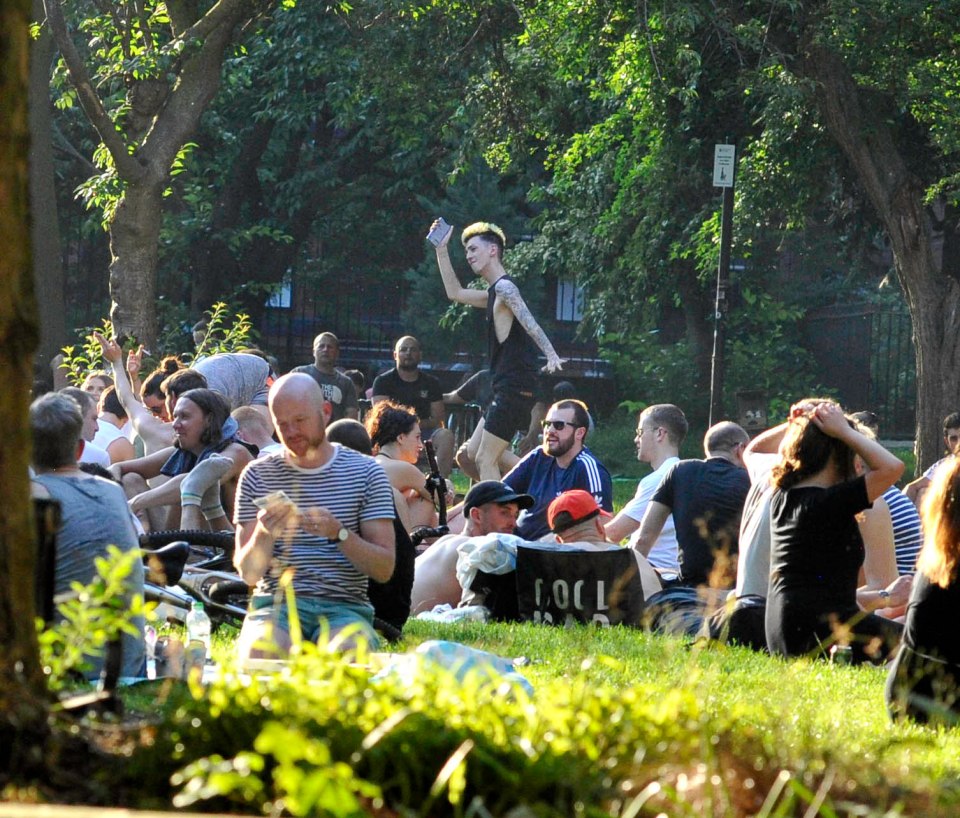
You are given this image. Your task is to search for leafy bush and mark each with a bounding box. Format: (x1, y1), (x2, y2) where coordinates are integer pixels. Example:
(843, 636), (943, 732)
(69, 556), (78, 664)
(59, 302), (259, 387)
(59, 318), (116, 386)
(190, 301), (258, 361)
(112, 620), (960, 817)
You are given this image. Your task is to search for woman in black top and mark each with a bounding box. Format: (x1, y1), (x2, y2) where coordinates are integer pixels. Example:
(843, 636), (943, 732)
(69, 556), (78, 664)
(886, 457), (960, 722)
(765, 401), (904, 664)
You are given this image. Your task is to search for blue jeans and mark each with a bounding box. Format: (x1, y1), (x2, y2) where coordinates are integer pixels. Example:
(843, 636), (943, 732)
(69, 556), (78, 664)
(247, 594), (379, 648)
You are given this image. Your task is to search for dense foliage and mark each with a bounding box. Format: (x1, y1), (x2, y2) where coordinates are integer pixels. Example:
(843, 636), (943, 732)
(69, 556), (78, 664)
(90, 621), (960, 817)
(45, 0), (932, 428)
(43, 0), (960, 439)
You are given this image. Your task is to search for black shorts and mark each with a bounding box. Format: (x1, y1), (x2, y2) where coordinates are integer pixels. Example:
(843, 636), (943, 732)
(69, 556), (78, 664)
(483, 386), (534, 441)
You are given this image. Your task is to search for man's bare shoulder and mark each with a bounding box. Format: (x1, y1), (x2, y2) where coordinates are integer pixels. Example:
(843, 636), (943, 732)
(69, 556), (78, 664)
(430, 533), (471, 549)
(415, 533), (470, 565)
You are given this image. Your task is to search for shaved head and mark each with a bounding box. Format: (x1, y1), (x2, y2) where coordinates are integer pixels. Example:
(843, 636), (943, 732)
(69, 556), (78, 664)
(269, 373), (328, 464)
(313, 332), (340, 352)
(269, 372), (324, 408)
(394, 335), (420, 353)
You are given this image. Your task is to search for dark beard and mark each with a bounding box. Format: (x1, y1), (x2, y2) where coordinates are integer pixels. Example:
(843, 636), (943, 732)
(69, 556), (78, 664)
(397, 362), (419, 373)
(545, 436), (574, 458)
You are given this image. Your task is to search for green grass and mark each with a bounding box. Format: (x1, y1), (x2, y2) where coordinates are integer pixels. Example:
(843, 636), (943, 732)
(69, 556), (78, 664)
(113, 620), (960, 817)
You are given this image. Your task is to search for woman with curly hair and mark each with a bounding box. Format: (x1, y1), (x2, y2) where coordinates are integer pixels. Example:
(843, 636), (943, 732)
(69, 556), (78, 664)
(887, 457), (960, 722)
(765, 400), (905, 663)
(366, 400), (438, 532)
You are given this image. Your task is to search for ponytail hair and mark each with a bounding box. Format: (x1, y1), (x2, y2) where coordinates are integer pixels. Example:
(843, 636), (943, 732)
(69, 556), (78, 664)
(141, 355), (182, 400)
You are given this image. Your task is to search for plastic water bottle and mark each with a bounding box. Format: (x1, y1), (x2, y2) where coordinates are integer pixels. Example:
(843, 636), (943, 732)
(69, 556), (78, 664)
(185, 600), (212, 662)
(830, 643), (852, 665)
(144, 625), (157, 680)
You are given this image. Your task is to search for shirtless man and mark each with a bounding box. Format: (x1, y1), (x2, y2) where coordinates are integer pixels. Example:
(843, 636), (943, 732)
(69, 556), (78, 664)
(410, 480), (533, 614)
(433, 220), (563, 480)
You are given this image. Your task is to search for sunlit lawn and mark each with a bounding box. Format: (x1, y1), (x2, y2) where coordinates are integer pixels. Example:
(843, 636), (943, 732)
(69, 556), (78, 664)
(116, 617), (960, 817)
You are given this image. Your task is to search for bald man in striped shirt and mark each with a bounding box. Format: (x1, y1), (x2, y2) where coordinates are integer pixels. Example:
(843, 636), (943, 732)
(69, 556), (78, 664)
(233, 373), (395, 658)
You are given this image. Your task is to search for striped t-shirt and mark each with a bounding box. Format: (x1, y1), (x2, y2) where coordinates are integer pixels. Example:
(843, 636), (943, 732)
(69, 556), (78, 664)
(235, 445), (395, 603)
(884, 486), (922, 575)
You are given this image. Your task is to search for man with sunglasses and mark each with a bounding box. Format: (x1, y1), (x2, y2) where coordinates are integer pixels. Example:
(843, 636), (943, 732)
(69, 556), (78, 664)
(502, 399), (612, 540)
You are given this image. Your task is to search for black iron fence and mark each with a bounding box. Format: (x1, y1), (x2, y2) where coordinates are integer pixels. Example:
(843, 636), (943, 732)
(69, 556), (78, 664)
(802, 303), (916, 439)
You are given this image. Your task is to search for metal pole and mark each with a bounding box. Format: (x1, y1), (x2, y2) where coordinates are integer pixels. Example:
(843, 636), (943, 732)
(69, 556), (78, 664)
(709, 178), (735, 425)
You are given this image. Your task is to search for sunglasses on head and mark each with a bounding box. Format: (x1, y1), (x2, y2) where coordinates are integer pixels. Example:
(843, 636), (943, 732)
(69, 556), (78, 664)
(542, 419), (580, 431)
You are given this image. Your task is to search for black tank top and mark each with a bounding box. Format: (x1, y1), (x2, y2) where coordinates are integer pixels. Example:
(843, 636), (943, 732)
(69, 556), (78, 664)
(487, 276), (538, 389)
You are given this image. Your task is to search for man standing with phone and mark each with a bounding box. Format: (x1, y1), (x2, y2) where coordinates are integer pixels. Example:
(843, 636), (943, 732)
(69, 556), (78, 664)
(431, 219), (564, 480)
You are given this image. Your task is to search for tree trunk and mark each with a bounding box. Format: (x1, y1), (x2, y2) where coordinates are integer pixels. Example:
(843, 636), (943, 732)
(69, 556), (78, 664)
(0, 0), (51, 771)
(676, 264), (714, 390)
(804, 44), (959, 471)
(43, 0), (274, 350)
(187, 120), (275, 313)
(29, 0), (66, 378)
(109, 181), (163, 346)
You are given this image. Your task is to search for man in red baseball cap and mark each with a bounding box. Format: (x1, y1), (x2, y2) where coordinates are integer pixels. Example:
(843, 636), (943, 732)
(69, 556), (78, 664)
(547, 489), (612, 537)
(545, 490), (662, 598)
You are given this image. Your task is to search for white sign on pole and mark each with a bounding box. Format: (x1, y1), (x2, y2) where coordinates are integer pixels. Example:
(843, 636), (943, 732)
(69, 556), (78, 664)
(713, 144), (736, 188)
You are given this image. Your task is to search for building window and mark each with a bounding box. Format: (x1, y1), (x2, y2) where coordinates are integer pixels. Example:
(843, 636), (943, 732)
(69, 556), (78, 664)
(556, 277), (585, 321)
(266, 279), (292, 309)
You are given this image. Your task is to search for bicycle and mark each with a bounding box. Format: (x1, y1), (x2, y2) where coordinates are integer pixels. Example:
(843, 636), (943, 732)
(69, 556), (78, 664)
(409, 438), (450, 548)
(141, 529), (247, 630)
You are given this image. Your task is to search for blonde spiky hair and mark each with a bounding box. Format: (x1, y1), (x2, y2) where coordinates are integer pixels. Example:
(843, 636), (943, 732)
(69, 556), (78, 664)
(461, 221), (506, 252)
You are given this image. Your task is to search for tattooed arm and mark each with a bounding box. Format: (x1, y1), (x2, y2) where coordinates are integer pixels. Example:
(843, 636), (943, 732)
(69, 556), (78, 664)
(495, 278), (564, 372)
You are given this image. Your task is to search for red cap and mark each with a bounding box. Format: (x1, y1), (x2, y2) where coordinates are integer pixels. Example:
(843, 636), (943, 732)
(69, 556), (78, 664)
(547, 490), (611, 533)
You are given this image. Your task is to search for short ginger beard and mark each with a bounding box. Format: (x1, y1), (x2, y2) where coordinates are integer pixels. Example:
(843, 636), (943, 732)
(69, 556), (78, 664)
(285, 429), (325, 461)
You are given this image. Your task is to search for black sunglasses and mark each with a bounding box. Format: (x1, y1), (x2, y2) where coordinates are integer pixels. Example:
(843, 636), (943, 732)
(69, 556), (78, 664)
(542, 419), (580, 431)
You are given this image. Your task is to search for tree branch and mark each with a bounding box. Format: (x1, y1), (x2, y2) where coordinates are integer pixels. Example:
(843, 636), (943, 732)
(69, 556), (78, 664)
(50, 120), (98, 175)
(134, 0), (155, 53)
(142, 0), (270, 172)
(42, 0), (145, 181)
(166, 0), (260, 53)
